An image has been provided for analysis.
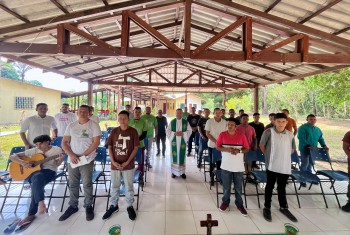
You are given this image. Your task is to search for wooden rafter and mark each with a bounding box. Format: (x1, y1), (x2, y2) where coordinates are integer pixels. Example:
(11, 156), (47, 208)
(184, 0), (192, 58)
(50, 0), (69, 14)
(299, 0), (342, 24)
(264, 0), (282, 13)
(124, 10), (184, 57)
(151, 69), (173, 84)
(0, 3), (30, 23)
(192, 16), (246, 57)
(178, 70), (198, 84)
(102, 0), (109, 6)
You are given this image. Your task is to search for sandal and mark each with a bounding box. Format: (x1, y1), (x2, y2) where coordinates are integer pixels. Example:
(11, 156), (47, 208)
(15, 216), (35, 233)
(3, 218), (21, 234)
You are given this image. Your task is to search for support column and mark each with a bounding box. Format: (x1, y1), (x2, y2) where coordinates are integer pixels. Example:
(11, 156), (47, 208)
(87, 82), (93, 106)
(94, 91), (98, 108)
(150, 93), (153, 108)
(222, 92), (226, 108)
(77, 95), (80, 108)
(73, 96), (76, 111)
(157, 91), (160, 110)
(121, 87), (125, 106)
(130, 91), (134, 108)
(185, 91), (188, 108)
(253, 87), (259, 113)
(117, 86), (121, 114)
(113, 91), (116, 111)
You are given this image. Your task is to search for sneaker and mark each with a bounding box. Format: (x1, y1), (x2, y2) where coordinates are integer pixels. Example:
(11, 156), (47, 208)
(172, 173), (176, 178)
(86, 206), (94, 221)
(197, 163), (201, 169)
(187, 153), (191, 157)
(156, 152), (160, 156)
(162, 152), (165, 157)
(279, 208), (297, 222)
(127, 206), (136, 220)
(341, 202), (350, 212)
(263, 208), (272, 222)
(219, 202), (230, 212)
(102, 205), (119, 220)
(181, 174), (186, 179)
(237, 205), (248, 216)
(300, 182), (307, 187)
(59, 206), (79, 221)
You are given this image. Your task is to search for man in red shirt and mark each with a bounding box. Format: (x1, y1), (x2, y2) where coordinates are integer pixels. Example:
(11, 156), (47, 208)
(216, 118), (249, 215)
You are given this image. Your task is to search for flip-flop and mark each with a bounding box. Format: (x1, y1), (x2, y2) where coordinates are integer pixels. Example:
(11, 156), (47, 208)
(3, 218), (21, 234)
(14, 217), (35, 234)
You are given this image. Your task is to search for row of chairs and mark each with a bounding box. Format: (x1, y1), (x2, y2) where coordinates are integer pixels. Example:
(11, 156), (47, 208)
(208, 148), (348, 209)
(0, 142), (143, 214)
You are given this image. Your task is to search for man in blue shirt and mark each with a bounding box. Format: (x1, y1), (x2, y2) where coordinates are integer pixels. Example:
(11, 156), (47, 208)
(297, 114), (328, 187)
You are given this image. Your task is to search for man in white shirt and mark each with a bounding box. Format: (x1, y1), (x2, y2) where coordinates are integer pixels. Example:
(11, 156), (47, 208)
(205, 108), (227, 186)
(89, 106), (100, 123)
(54, 103), (77, 137)
(20, 103), (57, 149)
(59, 105), (101, 222)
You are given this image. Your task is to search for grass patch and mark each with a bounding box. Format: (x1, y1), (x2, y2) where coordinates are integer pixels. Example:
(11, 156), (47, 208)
(0, 134), (23, 170)
(0, 125), (21, 133)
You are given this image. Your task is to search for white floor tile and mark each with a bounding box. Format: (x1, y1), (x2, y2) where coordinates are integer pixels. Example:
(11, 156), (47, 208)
(189, 194), (217, 211)
(166, 195), (192, 211)
(166, 211), (197, 235)
(98, 211), (135, 235)
(65, 212), (105, 235)
(186, 183), (209, 195)
(221, 210), (261, 234)
(139, 194), (166, 212)
(133, 211), (165, 235)
(166, 183), (188, 195)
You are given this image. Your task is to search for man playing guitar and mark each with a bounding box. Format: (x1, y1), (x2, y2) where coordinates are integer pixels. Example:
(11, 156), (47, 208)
(9, 135), (64, 231)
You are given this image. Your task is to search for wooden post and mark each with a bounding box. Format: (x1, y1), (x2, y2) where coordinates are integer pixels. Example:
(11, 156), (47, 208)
(253, 86), (259, 113)
(157, 91), (160, 110)
(130, 91), (134, 108)
(117, 86), (121, 114)
(150, 93), (153, 108)
(122, 87), (125, 106)
(87, 82), (93, 106)
(185, 91), (188, 108)
(113, 91), (116, 111)
(222, 91), (226, 108)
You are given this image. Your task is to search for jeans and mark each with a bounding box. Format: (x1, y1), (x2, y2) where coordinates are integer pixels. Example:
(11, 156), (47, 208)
(110, 169), (135, 207)
(135, 147), (145, 175)
(221, 170), (244, 207)
(28, 169), (56, 216)
(264, 170), (289, 209)
(208, 147), (222, 182)
(188, 131), (199, 154)
(68, 161), (94, 208)
(198, 138), (208, 164)
(156, 135), (166, 155)
(144, 137), (153, 158)
(300, 150), (313, 173)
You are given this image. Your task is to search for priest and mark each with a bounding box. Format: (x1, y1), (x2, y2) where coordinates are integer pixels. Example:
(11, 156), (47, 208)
(166, 108), (192, 179)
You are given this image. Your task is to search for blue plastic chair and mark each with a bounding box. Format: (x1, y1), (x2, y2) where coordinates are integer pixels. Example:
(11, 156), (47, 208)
(310, 148), (348, 208)
(50, 137), (63, 147)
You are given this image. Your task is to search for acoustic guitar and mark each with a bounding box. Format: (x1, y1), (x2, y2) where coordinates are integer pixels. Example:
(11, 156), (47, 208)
(10, 153), (62, 181)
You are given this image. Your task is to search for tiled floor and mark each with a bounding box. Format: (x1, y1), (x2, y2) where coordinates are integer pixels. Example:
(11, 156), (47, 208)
(1, 147), (350, 235)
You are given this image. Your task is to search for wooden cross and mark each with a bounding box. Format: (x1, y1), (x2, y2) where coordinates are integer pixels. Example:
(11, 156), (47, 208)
(200, 214), (218, 235)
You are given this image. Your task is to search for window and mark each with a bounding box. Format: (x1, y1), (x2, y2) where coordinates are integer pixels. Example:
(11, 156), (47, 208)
(15, 97), (34, 110)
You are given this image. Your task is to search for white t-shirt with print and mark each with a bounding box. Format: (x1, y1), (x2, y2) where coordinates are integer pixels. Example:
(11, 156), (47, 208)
(54, 112), (77, 137)
(64, 120), (101, 162)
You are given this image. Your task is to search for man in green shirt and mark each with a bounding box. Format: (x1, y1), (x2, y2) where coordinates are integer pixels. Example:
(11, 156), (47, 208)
(129, 107), (147, 174)
(297, 114), (328, 187)
(141, 106), (158, 168)
(182, 107), (189, 120)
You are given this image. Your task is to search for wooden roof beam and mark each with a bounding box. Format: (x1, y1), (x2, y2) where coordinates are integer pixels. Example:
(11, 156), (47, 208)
(264, 0), (282, 13)
(0, 3), (30, 23)
(50, 0), (69, 14)
(210, 0), (350, 48)
(298, 0), (342, 24)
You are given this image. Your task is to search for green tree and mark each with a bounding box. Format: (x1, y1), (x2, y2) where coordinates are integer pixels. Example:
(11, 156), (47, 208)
(0, 61), (20, 81)
(28, 80), (43, 86)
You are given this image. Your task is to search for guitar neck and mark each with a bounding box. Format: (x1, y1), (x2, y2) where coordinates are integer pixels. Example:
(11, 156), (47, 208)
(33, 154), (60, 166)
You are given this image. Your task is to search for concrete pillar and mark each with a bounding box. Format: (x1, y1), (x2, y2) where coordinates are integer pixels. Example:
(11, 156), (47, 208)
(222, 92), (226, 108)
(117, 86), (121, 114)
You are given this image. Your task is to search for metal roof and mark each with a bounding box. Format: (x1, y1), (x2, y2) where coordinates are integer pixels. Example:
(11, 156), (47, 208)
(0, 0), (350, 98)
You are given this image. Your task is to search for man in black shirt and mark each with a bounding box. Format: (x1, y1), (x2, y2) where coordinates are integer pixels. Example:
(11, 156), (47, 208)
(265, 113), (276, 130)
(197, 108), (210, 168)
(229, 109), (240, 126)
(156, 109), (168, 157)
(249, 112), (265, 169)
(187, 107), (201, 156)
(237, 109), (244, 124)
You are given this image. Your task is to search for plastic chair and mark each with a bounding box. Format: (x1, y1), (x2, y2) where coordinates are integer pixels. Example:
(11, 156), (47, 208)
(311, 148), (348, 208)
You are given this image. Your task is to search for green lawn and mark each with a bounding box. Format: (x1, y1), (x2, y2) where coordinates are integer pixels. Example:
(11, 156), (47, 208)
(0, 125), (20, 133)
